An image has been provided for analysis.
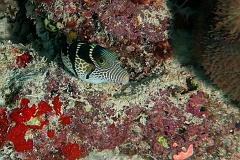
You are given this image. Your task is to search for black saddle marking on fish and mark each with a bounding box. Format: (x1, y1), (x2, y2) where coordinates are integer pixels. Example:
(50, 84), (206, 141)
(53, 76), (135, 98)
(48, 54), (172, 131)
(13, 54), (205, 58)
(86, 66), (95, 79)
(62, 41), (97, 76)
(74, 42), (94, 64)
(91, 45), (105, 60)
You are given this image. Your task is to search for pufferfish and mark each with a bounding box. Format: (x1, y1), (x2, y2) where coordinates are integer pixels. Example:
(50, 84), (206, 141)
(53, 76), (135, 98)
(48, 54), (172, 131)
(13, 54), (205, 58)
(61, 32), (129, 84)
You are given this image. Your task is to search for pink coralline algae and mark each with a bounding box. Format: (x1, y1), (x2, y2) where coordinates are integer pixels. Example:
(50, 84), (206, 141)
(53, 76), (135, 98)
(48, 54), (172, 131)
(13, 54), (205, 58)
(97, 0), (169, 42)
(0, 58), (239, 159)
(1, 61), (235, 159)
(31, 0), (169, 42)
(0, 1), (239, 160)
(0, 107), (9, 148)
(173, 144), (194, 160)
(186, 91), (209, 117)
(133, 91), (211, 158)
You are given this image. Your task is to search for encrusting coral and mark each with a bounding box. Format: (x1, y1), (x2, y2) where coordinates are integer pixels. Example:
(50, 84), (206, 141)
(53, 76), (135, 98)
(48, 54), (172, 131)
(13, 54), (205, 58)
(0, 39), (239, 159)
(0, 0), (239, 159)
(25, 0), (172, 81)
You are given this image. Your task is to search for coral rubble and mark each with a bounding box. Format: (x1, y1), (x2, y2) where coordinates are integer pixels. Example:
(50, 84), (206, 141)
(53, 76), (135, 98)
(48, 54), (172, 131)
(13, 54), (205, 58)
(0, 39), (239, 159)
(0, 0), (239, 159)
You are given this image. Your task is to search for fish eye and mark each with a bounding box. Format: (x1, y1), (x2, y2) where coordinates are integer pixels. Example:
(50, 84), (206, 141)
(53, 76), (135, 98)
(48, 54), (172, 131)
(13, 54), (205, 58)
(97, 57), (106, 66)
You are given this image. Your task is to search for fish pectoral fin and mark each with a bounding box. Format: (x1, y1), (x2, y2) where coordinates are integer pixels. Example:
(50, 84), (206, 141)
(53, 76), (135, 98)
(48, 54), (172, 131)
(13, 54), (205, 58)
(85, 65), (95, 79)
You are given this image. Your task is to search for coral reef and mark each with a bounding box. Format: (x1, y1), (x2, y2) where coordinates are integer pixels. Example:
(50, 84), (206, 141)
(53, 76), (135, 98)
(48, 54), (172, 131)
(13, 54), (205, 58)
(96, 0), (169, 43)
(0, 0), (239, 159)
(0, 41), (239, 159)
(25, 0), (172, 81)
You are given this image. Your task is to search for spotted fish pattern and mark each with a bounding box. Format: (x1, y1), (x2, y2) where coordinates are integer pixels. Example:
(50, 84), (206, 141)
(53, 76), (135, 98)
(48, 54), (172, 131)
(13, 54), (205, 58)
(61, 41), (129, 84)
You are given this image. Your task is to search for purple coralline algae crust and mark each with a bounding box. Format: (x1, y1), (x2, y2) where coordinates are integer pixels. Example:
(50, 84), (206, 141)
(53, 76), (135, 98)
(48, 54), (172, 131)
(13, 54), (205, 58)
(0, 0), (239, 159)
(31, 0), (169, 42)
(0, 43), (239, 159)
(27, 0), (172, 81)
(96, 1), (169, 42)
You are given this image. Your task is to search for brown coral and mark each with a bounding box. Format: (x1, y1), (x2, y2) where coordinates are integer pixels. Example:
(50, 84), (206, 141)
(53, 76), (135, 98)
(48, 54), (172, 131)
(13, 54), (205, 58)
(215, 0), (240, 42)
(194, 0), (240, 101)
(202, 37), (240, 101)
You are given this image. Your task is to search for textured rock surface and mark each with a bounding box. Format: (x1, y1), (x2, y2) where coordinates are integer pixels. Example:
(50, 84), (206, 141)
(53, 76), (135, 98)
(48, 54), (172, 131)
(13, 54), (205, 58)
(25, 0), (172, 81)
(0, 40), (239, 159)
(0, 0), (239, 159)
